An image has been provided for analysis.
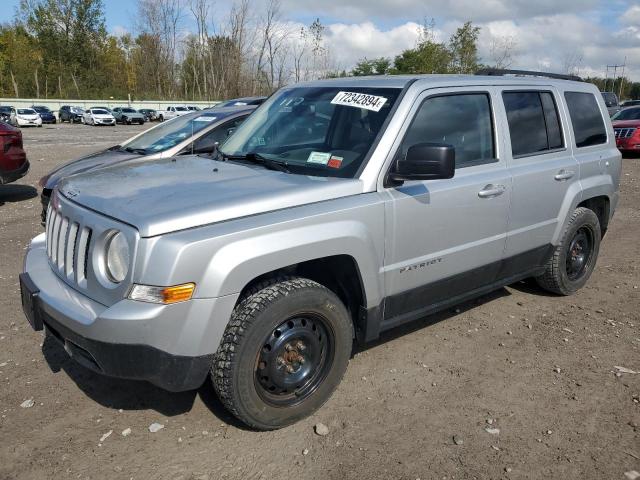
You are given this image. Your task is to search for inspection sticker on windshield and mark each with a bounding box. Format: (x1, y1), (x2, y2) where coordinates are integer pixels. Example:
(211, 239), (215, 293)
(331, 91), (388, 112)
(307, 151), (331, 164)
(193, 116), (216, 122)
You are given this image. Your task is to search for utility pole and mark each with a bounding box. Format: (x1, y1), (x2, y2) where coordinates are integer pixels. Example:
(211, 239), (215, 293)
(605, 61), (626, 95)
(618, 57), (627, 100)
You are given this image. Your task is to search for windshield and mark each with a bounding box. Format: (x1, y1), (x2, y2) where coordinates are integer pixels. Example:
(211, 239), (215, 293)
(122, 111), (219, 153)
(601, 93), (618, 107)
(33, 106), (49, 113)
(122, 108), (136, 113)
(220, 86), (401, 178)
(91, 109), (109, 115)
(612, 107), (640, 121)
(175, 106), (188, 111)
(18, 108), (36, 115)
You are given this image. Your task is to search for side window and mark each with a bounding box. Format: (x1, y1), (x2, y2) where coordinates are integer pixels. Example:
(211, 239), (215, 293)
(502, 91), (564, 157)
(401, 93), (495, 168)
(564, 92), (607, 148)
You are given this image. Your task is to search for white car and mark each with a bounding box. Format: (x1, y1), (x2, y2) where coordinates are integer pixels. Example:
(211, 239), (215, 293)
(82, 108), (116, 126)
(10, 108), (42, 127)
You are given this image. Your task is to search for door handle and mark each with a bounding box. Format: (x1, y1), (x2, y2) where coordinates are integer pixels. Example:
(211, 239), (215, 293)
(478, 184), (506, 198)
(554, 169), (575, 181)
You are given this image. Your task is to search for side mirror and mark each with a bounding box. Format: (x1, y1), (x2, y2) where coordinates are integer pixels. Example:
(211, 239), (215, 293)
(389, 143), (455, 182)
(226, 128), (236, 137)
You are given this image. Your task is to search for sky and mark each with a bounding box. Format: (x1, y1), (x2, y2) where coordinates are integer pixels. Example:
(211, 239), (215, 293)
(1, 0), (639, 82)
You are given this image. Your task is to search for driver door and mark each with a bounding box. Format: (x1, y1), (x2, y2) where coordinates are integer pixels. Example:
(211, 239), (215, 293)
(382, 87), (511, 326)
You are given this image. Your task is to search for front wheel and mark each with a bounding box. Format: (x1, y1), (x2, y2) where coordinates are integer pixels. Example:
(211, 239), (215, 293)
(212, 277), (353, 430)
(536, 207), (601, 295)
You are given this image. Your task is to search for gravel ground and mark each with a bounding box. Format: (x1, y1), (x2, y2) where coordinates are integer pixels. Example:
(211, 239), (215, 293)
(0, 123), (638, 480)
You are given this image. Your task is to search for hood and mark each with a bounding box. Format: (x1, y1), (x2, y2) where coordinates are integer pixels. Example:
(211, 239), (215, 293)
(122, 112), (144, 117)
(612, 119), (640, 128)
(43, 149), (141, 189)
(93, 114), (114, 119)
(18, 113), (39, 119)
(57, 156), (363, 237)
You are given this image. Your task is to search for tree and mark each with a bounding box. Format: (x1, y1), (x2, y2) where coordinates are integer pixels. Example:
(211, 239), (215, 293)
(448, 21), (480, 74)
(352, 57), (391, 76)
(393, 19), (451, 74)
(489, 35), (517, 69)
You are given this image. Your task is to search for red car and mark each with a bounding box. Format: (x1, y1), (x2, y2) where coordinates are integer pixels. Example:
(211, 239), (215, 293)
(0, 121), (29, 184)
(612, 106), (640, 153)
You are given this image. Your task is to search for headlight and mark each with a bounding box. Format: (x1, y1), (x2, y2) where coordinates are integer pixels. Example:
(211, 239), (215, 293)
(105, 231), (130, 283)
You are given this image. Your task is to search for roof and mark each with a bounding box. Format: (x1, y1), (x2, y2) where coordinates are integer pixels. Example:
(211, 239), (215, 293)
(181, 105), (256, 120)
(296, 74), (589, 90)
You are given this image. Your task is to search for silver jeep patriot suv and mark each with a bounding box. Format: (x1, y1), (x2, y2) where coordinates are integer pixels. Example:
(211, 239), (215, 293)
(20, 71), (621, 430)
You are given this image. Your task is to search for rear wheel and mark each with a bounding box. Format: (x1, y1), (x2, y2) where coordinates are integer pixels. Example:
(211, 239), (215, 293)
(536, 207), (601, 295)
(212, 277), (353, 430)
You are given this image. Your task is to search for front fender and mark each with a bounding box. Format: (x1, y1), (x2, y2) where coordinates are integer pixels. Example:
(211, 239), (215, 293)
(135, 197), (386, 310)
(200, 219), (383, 307)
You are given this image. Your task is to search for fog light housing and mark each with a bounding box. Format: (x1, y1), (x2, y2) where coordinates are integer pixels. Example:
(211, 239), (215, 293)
(128, 283), (195, 304)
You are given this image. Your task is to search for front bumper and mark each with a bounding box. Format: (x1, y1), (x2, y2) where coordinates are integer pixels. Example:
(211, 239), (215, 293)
(21, 234), (238, 391)
(0, 159), (29, 184)
(16, 119), (42, 127)
(616, 137), (640, 151)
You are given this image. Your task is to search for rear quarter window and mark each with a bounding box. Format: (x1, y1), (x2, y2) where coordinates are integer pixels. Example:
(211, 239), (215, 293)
(502, 91), (564, 157)
(564, 92), (607, 148)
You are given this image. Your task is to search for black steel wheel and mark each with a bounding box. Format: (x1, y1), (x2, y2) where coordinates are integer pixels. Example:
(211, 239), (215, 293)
(565, 226), (594, 281)
(536, 207), (601, 295)
(212, 277), (353, 430)
(255, 314), (333, 407)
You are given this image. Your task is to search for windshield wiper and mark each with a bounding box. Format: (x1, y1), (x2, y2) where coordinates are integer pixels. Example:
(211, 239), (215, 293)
(124, 147), (148, 155)
(225, 152), (291, 173)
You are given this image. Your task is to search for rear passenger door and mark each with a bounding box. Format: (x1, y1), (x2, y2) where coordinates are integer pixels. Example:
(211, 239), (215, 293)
(382, 87), (510, 325)
(500, 88), (580, 271)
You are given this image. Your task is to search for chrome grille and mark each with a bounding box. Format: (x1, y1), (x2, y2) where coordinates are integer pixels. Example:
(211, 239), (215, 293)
(45, 203), (92, 286)
(614, 128), (636, 139)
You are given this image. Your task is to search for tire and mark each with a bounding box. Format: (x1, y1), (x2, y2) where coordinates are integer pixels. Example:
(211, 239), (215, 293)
(536, 207), (601, 295)
(159, 115), (164, 122)
(212, 277), (353, 430)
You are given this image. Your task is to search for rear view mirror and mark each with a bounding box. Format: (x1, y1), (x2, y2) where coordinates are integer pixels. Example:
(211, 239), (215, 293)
(389, 143), (455, 182)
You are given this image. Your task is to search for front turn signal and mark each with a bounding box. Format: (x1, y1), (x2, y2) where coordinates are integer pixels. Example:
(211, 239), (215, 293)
(128, 283), (196, 304)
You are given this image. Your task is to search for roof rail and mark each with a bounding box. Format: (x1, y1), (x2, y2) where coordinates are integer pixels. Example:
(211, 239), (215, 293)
(475, 68), (583, 82)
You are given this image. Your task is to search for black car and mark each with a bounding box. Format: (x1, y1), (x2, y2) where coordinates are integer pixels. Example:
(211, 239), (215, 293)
(621, 100), (640, 108)
(0, 106), (13, 122)
(32, 105), (57, 124)
(59, 105), (84, 123)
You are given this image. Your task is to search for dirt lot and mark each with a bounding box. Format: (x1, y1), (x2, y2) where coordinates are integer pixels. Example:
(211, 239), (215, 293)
(0, 123), (638, 480)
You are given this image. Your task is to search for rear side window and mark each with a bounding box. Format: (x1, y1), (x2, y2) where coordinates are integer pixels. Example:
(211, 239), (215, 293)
(564, 92), (607, 148)
(402, 93), (495, 168)
(502, 91), (564, 157)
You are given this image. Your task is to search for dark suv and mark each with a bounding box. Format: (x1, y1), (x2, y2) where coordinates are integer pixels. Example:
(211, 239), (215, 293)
(59, 105), (83, 123)
(0, 106), (13, 122)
